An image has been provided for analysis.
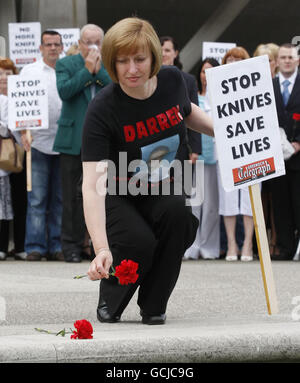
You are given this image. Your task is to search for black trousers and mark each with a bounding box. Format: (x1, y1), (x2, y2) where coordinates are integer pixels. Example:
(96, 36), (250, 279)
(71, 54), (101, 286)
(99, 189), (198, 318)
(0, 162), (27, 253)
(270, 168), (300, 257)
(60, 153), (85, 256)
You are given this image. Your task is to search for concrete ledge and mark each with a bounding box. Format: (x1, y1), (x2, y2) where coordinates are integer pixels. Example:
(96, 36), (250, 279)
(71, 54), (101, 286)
(1, 260), (300, 363)
(1, 322), (300, 363)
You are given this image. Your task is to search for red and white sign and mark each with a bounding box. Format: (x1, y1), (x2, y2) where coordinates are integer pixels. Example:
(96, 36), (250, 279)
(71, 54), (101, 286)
(9, 22), (41, 68)
(7, 75), (48, 131)
(206, 55), (285, 191)
(53, 28), (80, 57)
(202, 42), (236, 64)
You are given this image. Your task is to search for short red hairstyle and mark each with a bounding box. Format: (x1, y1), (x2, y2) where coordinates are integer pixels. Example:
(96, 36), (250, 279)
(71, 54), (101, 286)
(0, 58), (18, 74)
(222, 46), (250, 65)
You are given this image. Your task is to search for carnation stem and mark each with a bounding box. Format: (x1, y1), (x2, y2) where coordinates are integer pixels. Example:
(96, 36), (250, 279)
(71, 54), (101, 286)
(35, 327), (72, 337)
(73, 274), (88, 279)
(35, 328), (55, 334)
(74, 268), (116, 280)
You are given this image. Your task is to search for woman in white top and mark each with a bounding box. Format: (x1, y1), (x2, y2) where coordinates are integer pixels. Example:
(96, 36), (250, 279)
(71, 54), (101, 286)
(218, 47), (254, 262)
(184, 57), (220, 260)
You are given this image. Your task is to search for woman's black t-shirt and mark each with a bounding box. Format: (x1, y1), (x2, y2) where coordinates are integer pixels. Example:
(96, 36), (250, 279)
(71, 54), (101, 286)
(81, 66), (192, 190)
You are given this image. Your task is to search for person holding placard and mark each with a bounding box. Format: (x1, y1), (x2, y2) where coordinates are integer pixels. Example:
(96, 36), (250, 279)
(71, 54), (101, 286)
(53, 24), (111, 263)
(184, 57), (220, 260)
(217, 47), (255, 262)
(20, 30), (64, 261)
(270, 43), (300, 260)
(0, 58), (27, 261)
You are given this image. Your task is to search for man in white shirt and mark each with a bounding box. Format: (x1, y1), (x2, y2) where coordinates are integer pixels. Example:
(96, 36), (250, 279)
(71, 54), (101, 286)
(21, 30), (64, 261)
(271, 43), (300, 260)
(53, 24), (111, 263)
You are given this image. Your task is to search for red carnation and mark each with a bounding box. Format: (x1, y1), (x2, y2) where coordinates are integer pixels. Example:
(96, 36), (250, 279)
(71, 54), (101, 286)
(114, 259), (139, 285)
(71, 319), (93, 339)
(293, 113), (300, 121)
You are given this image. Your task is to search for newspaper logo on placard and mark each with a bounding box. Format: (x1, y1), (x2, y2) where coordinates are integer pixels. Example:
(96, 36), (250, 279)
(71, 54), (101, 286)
(16, 119), (42, 129)
(232, 157), (275, 186)
(16, 58), (37, 65)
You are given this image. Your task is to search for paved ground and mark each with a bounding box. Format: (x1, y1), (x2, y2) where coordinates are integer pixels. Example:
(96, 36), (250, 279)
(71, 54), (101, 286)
(0, 257), (300, 363)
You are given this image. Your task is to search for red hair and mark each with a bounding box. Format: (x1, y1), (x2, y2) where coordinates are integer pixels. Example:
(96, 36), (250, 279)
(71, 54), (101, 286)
(222, 47), (250, 65)
(0, 58), (18, 74)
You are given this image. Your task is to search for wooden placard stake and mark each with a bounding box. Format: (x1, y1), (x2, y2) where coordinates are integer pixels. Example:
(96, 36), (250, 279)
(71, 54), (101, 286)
(26, 130), (32, 192)
(249, 183), (279, 315)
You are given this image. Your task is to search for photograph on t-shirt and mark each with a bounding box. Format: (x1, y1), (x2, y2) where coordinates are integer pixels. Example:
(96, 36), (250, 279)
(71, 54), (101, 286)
(135, 134), (180, 182)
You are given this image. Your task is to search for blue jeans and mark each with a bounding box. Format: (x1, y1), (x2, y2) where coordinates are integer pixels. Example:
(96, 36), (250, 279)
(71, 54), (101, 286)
(25, 148), (62, 254)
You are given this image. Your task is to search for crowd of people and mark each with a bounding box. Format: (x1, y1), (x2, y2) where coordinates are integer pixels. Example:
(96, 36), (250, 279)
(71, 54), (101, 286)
(0, 19), (299, 269)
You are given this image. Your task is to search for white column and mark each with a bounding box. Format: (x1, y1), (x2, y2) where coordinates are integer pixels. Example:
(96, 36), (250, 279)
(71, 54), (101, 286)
(180, 0), (251, 72)
(21, 0), (87, 30)
(0, 0), (17, 56)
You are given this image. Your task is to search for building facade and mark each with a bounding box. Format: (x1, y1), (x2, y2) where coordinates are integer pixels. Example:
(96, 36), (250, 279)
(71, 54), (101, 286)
(0, 0), (298, 74)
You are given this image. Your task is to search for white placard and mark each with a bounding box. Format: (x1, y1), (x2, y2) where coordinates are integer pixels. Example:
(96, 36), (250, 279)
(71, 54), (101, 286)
(206, 55), (285, 192)
(53, 28), (80, 57)
(7, 74), (48, 131)
(202, 42), (236, 64)
(8, 22), (41, 67)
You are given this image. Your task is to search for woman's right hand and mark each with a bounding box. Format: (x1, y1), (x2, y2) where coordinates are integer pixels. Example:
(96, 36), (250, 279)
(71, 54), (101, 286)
(87, 249), (113, 280)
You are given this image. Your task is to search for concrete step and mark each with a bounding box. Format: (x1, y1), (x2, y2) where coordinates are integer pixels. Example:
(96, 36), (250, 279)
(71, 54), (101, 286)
(0, 259), (300, 362)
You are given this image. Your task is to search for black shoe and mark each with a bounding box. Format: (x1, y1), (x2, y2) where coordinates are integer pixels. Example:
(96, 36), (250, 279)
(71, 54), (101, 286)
(64, 253), (82, 263)
(27, 252), (42, 261)
(271, 253), (292, 261)
(97, 298), (120, 323)
(140, 310), (166, 325)
(47, 251), (64, 261)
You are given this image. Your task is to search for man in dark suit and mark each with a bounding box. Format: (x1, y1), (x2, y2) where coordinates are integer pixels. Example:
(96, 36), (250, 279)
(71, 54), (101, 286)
(53, 24), (111, 262)
(271, 43), (300, 260)
(159, 36), (201, 162)
(181, 70), (202, 162)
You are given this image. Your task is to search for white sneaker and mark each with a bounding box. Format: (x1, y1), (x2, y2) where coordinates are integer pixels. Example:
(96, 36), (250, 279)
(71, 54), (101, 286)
(241, 254), (253, 262)
(225, 254), (238, 261)
(14, 252), (27, 260)
(0, 252), (7, 260)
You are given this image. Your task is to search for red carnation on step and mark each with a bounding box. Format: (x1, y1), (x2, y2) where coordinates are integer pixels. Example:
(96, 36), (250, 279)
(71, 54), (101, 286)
(35, 319), (94, 339)
(70, 319), (93, 339)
